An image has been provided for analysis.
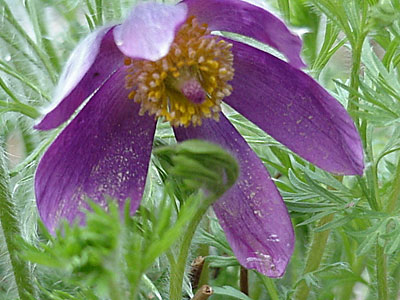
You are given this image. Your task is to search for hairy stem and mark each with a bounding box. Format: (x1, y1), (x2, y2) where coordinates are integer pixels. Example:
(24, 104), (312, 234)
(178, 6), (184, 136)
(169, 196), (215, 300)
(257, 273), (279, 300)
(294, 214), (334, 300)
(386, 155), (400, 212)
(0, 147), (35, 299)
(376, 244), (388, 300)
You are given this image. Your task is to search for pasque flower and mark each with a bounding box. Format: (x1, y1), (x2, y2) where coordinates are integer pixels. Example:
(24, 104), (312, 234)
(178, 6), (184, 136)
(35, 0), (364, 277)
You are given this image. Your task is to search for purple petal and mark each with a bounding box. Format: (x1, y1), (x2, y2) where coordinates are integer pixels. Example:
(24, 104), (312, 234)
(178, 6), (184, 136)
(35, 69), (156, 233)
(183, 0), (305, 68)
(174, 115), (294, 277)
(225, 40), (364, 175)
(35, 26), (124, 130)
(113, 2), (188, 61)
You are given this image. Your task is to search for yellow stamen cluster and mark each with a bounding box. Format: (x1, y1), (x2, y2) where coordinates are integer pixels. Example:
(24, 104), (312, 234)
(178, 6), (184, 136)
(124, 16), (234, 127)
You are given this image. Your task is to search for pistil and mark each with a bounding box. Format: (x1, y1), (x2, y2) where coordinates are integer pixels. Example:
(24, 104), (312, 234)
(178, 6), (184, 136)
(179, 78), (206, 104)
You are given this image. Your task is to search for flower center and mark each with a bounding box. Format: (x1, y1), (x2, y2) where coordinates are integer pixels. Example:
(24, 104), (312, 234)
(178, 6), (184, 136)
(124, 16), (234, 127)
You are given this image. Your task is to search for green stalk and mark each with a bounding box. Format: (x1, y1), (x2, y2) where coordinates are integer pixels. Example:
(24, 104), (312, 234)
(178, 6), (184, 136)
(345, 1), (368, 128)
(160, 140), (239, 300)
(169, 196), (215, 300)
(294, 214), (334, 300)
(109, 276), (122, 300)
(156, 140), (238, 300)
(257, 274), (279, 300)
(376, 245), (388, 300)
(365, 128), (381, 211)
(347, 32), (368, 125)
(0, 101), (40, 119)
(25, 0), (42, 49)
(13, 103), (40, 119)
(112, 0), (122, 20)
(0, 31), (44, 71)
(361, 73), (389, 300)
(339, 256), (365, 300)
(0, 74), (41, 119)
(0, 146), (35, 299)
(338, 228), (367, 300)
(95, 0), (104, 25)
(198, 234), (210, 288)
(0, 62), (50, 101)
(385, 155), (400, 213)
(277, 0), (290, 22)
(346, 19), (389, 298)
(36, 4), (61, 73)
(370, 150), (388, 299)
(0, 77), (23, 104)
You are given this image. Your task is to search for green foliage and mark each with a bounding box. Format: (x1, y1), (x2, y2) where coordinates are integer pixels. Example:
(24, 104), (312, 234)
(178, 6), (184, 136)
(1, 0), (400, 299)
(17, 139), (238, 300)
(211, 286), (252, 300)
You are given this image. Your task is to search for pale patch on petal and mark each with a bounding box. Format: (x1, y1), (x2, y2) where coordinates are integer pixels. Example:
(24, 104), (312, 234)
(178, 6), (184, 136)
(113, 2), (188, 61)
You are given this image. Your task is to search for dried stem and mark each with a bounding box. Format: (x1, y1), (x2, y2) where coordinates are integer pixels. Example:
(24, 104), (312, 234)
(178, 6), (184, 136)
(240, 266), (249, 295)
(191, 285), (213, 300)
(190, 256), (205, 291)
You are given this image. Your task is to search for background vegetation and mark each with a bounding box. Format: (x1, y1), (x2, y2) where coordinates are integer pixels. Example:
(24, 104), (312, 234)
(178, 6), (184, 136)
(1, 0), (400, 299)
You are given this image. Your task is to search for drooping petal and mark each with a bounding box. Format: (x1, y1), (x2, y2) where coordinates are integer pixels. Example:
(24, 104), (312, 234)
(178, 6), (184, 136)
(225, 40), (364, 175)
(35, 26), (124, 130)
(35, 69), (156, 233)
(174, 115), (294, 277)
(183, 0), (305, 68)
(113, 2), (188, 61)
